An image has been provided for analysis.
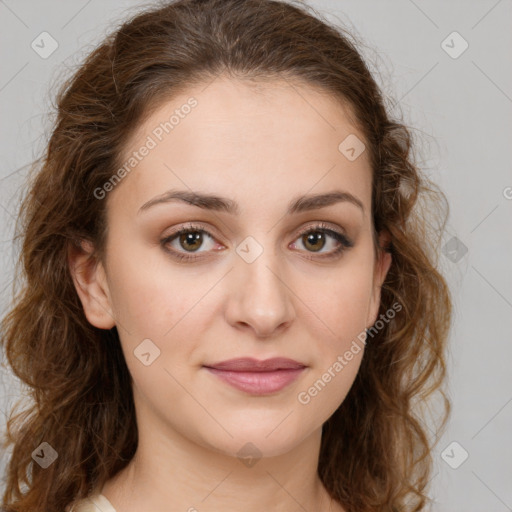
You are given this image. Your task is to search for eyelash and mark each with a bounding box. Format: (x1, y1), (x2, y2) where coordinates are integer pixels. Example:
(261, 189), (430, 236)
(161, 222), (353, 262)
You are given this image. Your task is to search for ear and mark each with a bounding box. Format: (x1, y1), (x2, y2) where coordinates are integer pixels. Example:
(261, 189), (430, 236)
(367, 230), (393, 328)
(68, 238), (116, 330)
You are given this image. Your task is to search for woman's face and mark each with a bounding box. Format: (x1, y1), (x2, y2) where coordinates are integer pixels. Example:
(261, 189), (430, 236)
(72, 76), (391, 459)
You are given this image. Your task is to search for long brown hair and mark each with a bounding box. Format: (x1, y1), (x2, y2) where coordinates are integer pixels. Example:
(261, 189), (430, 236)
(0, 1), (452, 510)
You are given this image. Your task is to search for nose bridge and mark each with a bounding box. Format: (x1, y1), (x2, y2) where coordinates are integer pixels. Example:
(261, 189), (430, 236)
(225, 235), (295, 336)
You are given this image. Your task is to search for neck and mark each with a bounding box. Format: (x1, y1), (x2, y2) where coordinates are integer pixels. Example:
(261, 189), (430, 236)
(100, 393), (337, 511)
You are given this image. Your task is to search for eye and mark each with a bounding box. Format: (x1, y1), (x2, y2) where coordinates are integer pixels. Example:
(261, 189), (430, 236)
(289, 222), (353, 260)
(161, 223), (221, 261)
(161, 221), (353, 262)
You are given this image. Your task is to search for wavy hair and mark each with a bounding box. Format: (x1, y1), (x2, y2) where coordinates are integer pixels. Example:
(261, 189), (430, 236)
(0, 0), (452, 510)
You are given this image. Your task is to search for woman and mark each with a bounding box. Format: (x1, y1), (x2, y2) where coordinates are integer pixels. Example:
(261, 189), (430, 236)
(0, 0), (452, 511)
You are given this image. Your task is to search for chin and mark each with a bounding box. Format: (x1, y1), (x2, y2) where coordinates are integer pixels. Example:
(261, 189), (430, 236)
(196, 419), (315, 461)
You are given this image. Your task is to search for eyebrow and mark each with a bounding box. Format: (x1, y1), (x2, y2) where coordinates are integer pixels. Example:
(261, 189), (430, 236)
(138, 188), (364, 216)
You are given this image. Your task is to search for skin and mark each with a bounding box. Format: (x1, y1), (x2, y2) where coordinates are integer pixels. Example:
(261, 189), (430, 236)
(69, 75), (392, 512)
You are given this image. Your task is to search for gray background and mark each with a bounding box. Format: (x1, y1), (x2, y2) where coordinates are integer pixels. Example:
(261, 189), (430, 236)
(1, 1), (511, 510)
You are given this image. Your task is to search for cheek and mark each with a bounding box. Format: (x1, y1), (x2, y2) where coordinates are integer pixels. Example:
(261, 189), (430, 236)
(293, 249), (374, 411)
(109, 273), (169, 337)
(105, 239), (199, 337)
(306, 256), (375, 347)
(294, 266), (372, 418)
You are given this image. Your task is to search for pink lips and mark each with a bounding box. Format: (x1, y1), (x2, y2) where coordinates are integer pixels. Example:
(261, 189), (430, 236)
(203, 357), (306, 395)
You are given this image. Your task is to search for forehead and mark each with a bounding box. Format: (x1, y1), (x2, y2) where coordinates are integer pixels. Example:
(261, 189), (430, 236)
(110, 75), (372, 218)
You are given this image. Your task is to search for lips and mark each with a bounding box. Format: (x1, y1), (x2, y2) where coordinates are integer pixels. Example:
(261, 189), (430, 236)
(204, 357), (306, 372)
(203, 357), (306, 395)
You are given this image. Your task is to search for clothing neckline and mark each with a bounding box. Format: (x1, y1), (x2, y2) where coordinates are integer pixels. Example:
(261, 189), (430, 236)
(88, 492), (117, 511)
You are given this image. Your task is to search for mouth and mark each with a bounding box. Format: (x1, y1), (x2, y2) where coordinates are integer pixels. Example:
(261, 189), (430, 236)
(203, 357), (307, 395)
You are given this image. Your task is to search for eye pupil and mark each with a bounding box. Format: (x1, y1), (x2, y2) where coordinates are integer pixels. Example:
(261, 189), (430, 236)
(179, 232), (202, 251)
(303, 232), (325, 252)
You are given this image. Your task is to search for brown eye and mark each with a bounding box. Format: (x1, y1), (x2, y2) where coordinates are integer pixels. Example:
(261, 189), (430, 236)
(301, 232), (326, 252)
(178, 231), (204, 252)
(161, 224), (218, 260)
(290, 224), (354, 260)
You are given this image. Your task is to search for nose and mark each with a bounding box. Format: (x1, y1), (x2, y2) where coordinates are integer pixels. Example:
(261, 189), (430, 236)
(224, 248), (296, 339)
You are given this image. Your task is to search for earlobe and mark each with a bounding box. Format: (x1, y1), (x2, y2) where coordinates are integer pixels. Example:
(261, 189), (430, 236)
(67, 239), (116, 330)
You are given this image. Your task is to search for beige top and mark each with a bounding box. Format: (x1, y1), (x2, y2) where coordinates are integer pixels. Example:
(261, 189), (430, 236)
(68, 493), (117, 512)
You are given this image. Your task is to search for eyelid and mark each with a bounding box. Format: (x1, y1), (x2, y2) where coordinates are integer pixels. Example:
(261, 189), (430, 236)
(294, 221), (349, 240)
(162, 221), (222, 243)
